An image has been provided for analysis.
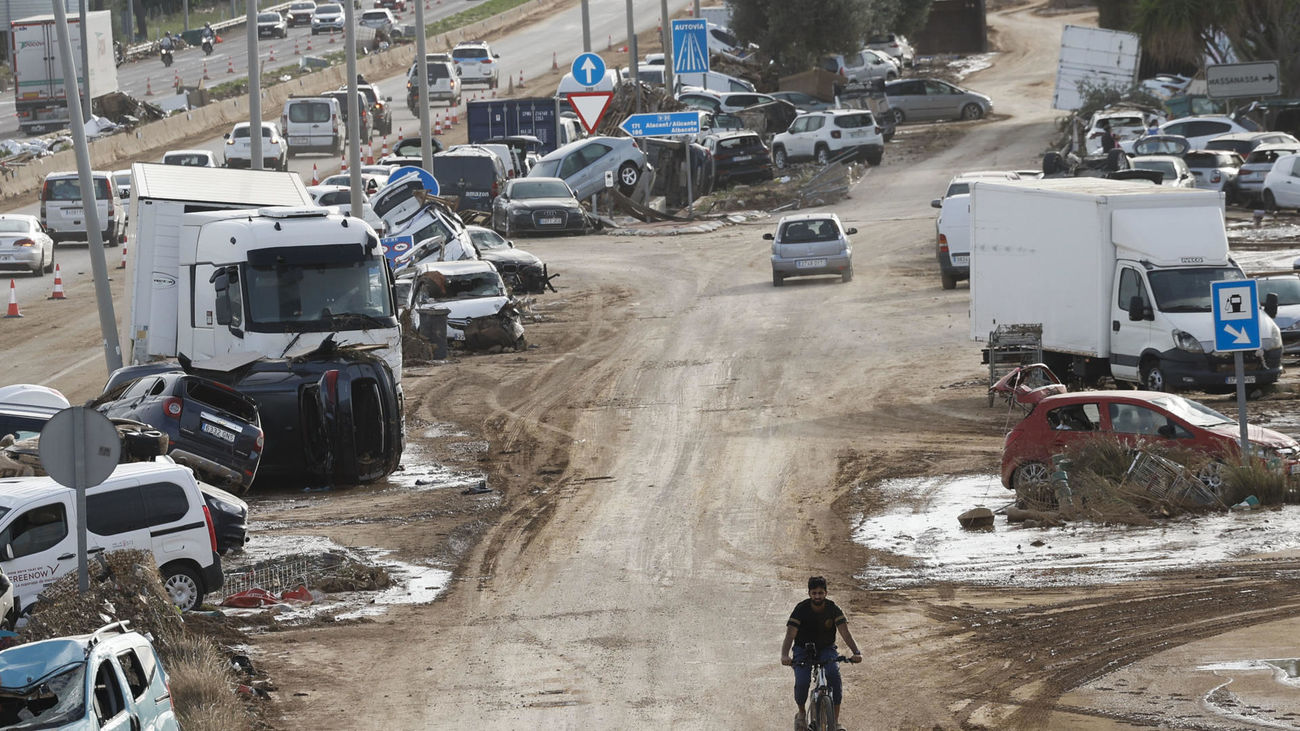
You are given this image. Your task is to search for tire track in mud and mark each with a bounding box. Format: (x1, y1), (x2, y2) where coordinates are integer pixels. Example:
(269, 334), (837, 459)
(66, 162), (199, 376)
(931, 566), (1300, 728)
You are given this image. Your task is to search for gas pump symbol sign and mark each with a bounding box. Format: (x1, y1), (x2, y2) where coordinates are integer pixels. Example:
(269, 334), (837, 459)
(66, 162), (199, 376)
(1228, 293), (1243, 313)
(1211, 280), (1260, 351)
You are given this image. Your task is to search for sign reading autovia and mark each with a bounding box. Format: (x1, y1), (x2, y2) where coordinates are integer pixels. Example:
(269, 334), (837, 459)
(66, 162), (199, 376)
(1206, 61), (1280, 99)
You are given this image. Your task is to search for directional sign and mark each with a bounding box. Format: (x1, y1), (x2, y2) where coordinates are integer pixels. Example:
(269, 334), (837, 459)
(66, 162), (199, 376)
(571, 52), (607, 87)
(619, 111), (703, 137)
(1212, 279), (1261, 352)
(388, 165), (439, 196)
(671, 19), (710, 75)
(1206, 61), (1280, 99)
(566, 91), (614, 134)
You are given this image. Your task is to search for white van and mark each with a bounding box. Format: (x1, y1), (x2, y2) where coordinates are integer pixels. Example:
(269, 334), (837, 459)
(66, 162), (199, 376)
(0, 461), (223, 615)
(674, 70), (755, 93)
(281, 96), (343, 158)
(39, 171), (125, 245)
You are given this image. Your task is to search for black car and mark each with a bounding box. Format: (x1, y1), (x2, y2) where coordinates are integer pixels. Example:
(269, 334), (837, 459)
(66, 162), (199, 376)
(466, 225), (555, 294)
(199, 483), (248, 554)
(323, 90), (372, 139)
(702, 130), (774, 187)
(356, 84), (394, 136)
(91, 373), (264, 493)
(490, 177), (589, 235)
(431, 147), (507, 213)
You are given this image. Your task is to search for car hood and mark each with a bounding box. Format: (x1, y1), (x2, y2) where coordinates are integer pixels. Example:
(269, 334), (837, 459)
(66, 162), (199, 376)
(479, 249), (542, 268)
(1202, 422), (1300, 451)
(1269, 303), (1300, 329)
(437, 295), (510, 320)
(0, 639), (86, 691)
(504, 197), (581, 210)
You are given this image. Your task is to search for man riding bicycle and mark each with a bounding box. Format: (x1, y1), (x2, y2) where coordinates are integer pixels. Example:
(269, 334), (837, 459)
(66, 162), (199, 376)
(780, 576), (862, 731)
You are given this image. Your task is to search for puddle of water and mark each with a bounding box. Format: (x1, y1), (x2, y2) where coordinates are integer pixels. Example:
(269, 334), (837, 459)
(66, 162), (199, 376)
(949, 52), (996, 79)
(853, 475), (1300, 588)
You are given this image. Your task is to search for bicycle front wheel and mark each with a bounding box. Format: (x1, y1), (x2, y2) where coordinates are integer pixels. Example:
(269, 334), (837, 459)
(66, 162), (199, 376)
(815, 694), (835, 731)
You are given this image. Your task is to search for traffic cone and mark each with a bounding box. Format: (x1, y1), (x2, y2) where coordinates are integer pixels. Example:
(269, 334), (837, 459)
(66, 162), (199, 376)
(4, 280), (21, 318)
(517, 70), (525, 88)
(452, 107), (459, 126)
(268, 45), (276, 62)
(145, 77), (154, 95)
(306, 35), (312, 51)
(47, 265), (66, 300)
(380, 136), (389, 156)
(396, 126), (404, 146)
(552, 52), (558, 71)
(311, 163), (319, 185)
(227, 57), (235, 74)
(118, 243), (127, 269)
(364, 144), (374, 165)
(329, 27), (336, 44)
(173, 69), (180, 88)
(202, 61), (210, 80)
(340, 154), (347, 173)
(434, 115), (442, 136)
(294, 40), (300, 55)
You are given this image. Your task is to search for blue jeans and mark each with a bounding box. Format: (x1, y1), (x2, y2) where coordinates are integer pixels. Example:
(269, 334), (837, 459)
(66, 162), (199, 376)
(792, 645), (842, 707)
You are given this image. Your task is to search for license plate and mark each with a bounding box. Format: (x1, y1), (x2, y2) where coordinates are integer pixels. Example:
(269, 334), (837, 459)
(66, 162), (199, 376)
(1290, 463), (1300, 475)
(202, 422), (237, 443)
(1225, 375), (1257, 384)
(538, 217), (562, 225)
(951, 254), (969, 266)
(732, 155), (752, 162)
(291, 136), (309, 145)
(796, 258), (826, 269)
(850, 130), (866, 137)
(0, 254), (10, 261)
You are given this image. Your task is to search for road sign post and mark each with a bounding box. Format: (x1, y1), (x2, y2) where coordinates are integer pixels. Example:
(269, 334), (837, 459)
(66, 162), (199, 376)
(38, 407), (121, 592)
(1212, 279), (1261, 454)
(1206, 61), (1280, 99)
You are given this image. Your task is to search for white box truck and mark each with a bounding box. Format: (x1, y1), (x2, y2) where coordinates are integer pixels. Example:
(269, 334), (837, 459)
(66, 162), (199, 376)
(969, 178), (1283, 391)
(9, 10), (118, 135)
(125, 163), (402, 381)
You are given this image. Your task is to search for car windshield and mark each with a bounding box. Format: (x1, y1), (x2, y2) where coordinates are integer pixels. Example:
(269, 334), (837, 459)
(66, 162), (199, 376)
(834, 113), (874, 128)
(362, 11), (386, 19)
(530, 160), (560, 178)
(44, 178), (109, 200)
(1148, 395), (1235, 427)
(317, 4), (340, 11)
(232, 126), (273, 139)
(779, 219), (840, 242)
(1148, 267), (1244, 312)
(440, 271), (505, 298)
(112, 173), (130, 187)
(510, 180), (569, 198)
(1258, 277), (1300, 306)
(1131, 159), (1178, 179)
(244, 256), (394, 327)
(0, 219), (32, 233)
(258, 12), (279, 21)
(164, 153), (210, 166)
(453, 47), (489, 59)
(1101, 116), (1143, 128)
(0, 663), (87, 729)
(470, 230), (508, 250)
(945, 182), (970, 196)
(291, 2), (314, 8)
(716, 135), (760, 150)
(289, 102), (331, 123)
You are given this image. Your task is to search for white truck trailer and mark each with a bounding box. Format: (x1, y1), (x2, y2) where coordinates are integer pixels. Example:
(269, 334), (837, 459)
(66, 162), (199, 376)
(9, 10), (118, 135)
(969, 178), (1283, 391)
(125, 163), (402, 380)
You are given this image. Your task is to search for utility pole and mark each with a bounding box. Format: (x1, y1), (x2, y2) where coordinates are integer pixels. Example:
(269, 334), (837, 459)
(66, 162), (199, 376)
(580, 0), (590, 52)
(247, 0), (261, 168)
(415, 0), (431, 170)
(78, 0), (90, 122)
(344, 0), (361, 218)
(661, 0), (672, 93)
(626, 0), (639, 113)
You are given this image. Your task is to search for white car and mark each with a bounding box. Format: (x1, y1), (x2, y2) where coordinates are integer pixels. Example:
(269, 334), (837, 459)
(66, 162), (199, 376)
(771, 109), (884, 168)
(1085, 109), (1164, 156)
(409, 55), (462, 106)
(358, 8), (395, 35)
(527, 136), (650, 198)
(1129, 155), (1196, 188)
(222, 122), (288, 171)
(677, 89), (778, 115)
(867, 33), (915, 67)
(1256, 274), (1300, 354)
(161, 149), (219, 167)
(1261, 152), (1300, 211)
(1139, 73), (1193, 100)
(1184, 149), (1243, 193)
(398, 259), (513, 343)
(1158, 115), (1260, 149)
(452, 40), (500, 88)
(819, 48), (899, 87)
(930, 171), (1020, 290)
(1236, 143), (1300, 203)
(112, 169), (132, 200)
(310, 2), (344, 34)
(320, 171), (387, 195)
(0, 214), (55, 277)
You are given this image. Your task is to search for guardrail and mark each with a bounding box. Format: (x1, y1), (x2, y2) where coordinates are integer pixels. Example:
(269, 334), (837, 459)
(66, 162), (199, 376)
(124, 1), (296, 59)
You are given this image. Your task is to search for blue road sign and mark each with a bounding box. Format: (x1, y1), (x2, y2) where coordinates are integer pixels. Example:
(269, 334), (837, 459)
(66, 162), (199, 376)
(380, 235), (415, 267)
(671, 19), (710, 75)
(571, 52), (607, 87)
(388, 165), (439, 196)
(1212, 279), (1260, 352)
(619, 111), (703, 137)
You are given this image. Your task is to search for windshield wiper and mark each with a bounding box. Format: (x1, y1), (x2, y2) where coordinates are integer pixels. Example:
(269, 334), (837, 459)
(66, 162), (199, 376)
(1161, 305), (1211, 313)
(329, 313), (391, 329)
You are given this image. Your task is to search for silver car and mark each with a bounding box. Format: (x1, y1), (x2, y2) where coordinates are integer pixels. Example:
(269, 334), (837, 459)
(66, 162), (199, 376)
(766, 213), (855, 286)
(1184, 150), (1242, 193)
(528, 136), (650, 199)
(0, 214), (55, 276)
(883, 78), (992, 123)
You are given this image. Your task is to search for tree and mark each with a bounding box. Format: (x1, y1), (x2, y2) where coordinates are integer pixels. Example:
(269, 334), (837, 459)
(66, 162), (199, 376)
(729, 0), (933, 75)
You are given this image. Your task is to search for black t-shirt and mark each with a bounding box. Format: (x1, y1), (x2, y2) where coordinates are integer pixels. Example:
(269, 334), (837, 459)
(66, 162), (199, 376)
(787, 599), (846, 651)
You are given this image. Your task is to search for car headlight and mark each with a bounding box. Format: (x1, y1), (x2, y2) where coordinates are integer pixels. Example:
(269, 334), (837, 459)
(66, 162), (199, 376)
(1173, 328), (1203, 352)
(209, 497), (244, 515)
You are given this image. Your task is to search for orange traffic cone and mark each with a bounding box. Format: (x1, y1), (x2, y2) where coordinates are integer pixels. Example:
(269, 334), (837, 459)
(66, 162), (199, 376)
(434, 115), (442, 136)
(451, 108), (459, 126)
(47, 265), (66, 300)
(329, 28), (336, 44)
(202, 61), (210, 80)
(364, 144), (374, 165)
(380, 136), (389, 157)
(4, 279), (21, 318)
(173, 69), (179, 88)
(294, 40), (300, 55)
(311, 164), (319, 185)
(145, 77), (154, 95)
(268, 45), (276, 62)
(118, 244), (127, 269)
(227, 57), (235, 74)
(306, 35), (312, 51)
(517, 70), (525, 88)
(340, 154), (347, 173)
(552, 52), (558, 71)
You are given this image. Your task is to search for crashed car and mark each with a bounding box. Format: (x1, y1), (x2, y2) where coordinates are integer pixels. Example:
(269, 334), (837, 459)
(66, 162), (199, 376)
(89, 372), (264, 493)
(397, 260), (525, 350)
(466, 225), (555, 294)
(490, 177), (590, 236)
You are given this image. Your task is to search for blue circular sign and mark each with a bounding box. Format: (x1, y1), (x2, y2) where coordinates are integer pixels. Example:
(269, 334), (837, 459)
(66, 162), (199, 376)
(571, 52), (607, 87)
(388, 165), (439, 196)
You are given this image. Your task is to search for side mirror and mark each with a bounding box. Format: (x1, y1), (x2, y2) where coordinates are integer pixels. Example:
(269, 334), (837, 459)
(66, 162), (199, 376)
(1265, 292), (1279, 318)
(762, 232), (774, 240)
(223, 132), (230, 139)
(1128, 295), (1146, 322)
(930, 198), (942, 208)
(386, 96), (393, 102)
(211, 268), (232, 326)
(846, 227), (857, 235)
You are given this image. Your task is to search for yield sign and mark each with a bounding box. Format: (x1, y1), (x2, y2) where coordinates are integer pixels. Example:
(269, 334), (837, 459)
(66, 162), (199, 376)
(567, 92), (614, 135)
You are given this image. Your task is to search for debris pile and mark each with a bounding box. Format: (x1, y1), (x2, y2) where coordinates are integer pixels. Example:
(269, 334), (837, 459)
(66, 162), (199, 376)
(595, 81), (686, 137)
(694, 162), (862, 214)
(222, 550), (392, 601)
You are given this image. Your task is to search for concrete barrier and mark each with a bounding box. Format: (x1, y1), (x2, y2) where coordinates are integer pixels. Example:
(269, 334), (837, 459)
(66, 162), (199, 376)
(1, 0), (553, 204)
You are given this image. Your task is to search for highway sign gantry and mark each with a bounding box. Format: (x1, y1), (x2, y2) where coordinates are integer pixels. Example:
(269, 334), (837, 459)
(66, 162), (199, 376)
(571, 52), (607, 87)
(1212, 279), (1261, 352)
(671, 19), (709, 75)
(1206, 61), (1280, 99)
(619, 111), (702, 137)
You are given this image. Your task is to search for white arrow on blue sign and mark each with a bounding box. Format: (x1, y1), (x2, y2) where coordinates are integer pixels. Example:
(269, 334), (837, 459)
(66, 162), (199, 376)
(571, 52), (607, 87)
(671, 19), (710, 75)
(619, 111), (703, 137)
(1211, 279), (1261, 352)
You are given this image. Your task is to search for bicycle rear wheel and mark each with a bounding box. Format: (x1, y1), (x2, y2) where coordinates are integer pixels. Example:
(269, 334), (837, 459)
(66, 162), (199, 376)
(814, 693), (835, 730)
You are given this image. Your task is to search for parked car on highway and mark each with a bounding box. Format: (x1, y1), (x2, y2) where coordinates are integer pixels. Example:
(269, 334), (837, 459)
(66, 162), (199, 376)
(1255, 274), (1300, 355)
(112, 169), (132, 200)
(320, 171), (387, 195)
(89, 371), (264, 493)
(376, 0), (406, 10)
(256, 10), (287, 38)
(322, 89), (373, 139)
(223, 121), (288, 170)
(490, 177), (588, 236)
(770, 109), (883, 168)
(358, 8), (395, 36)
(408, 54), (461, 107)
(701, 130), (773, 186)
(1185, 149), (1243, 193)
(281, 96), (342, 157)
(310, 2), (344, 34)
(867, 33), (915, 67)
(397, 259), (519, 347)
(1129, 155), (1195, 188)
(529, 136), (650, 199)
(198, 482), (248, 555)
(467, 225), (553, 294)
(930, 170), (1020, 290)
(161, 149), (218, 167)
(677, 89), (779, 115)
(1262, 152), (1300, 211)
(767, 213), (855, 286)
(1158, 114), (1260, 149)
(39, 170), (125, 245)
(356, 83), (394, 136)
(883, 78), (992, 122)
(1084, 108), (1164, 155)
(452, 40), (500, 88)
(286, 0), (316, 27)
(1236, 143), (1300, 203)
(0, 622), (179, 727)
(0, 214), (55, 276)
(1000, 390), (1300, 499)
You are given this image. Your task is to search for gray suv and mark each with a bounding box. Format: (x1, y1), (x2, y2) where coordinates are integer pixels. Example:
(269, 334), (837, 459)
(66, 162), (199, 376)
(766, 213), (855, 286)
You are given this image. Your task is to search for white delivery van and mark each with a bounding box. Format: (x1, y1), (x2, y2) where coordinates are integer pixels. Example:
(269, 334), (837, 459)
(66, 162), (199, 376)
(281, 96), (342, 157)
(40, 171), (125, 245)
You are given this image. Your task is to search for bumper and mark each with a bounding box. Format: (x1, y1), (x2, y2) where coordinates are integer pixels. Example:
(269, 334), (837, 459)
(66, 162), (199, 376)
(0, 250), (42, 270)
(224, 157), (282, 169)
(312, 22), (344, 32)
(716, 163), (773, 185)
(427, 89), (458, 101)
(839, 143), (883, 162)
(936, 248), (969, 278)
(772, 253), (852, 277)
(508, 211), (586, 233)
(286, 137), (340, 154)
(1157, 347), (1283, 388)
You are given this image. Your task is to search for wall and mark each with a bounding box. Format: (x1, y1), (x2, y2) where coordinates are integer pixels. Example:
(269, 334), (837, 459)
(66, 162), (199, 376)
(913, 0), (987, 55)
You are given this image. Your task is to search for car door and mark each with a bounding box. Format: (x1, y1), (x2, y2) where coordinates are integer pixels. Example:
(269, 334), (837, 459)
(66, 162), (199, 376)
(0, 497), (77, 611)
(922, 80), (958, 120)
(886, 80), (923, 120)
(567, 142), (612, 198)
(1110, 266), (1152, 383)
(116, 643), (176, 729)
(89, 655), (137, 731)
(1041, 402), (1103, 459)
(1103, 401), (1193, 450)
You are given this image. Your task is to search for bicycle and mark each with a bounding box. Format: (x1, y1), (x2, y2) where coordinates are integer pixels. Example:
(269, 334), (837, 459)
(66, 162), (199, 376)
(794, 643), (853, 731)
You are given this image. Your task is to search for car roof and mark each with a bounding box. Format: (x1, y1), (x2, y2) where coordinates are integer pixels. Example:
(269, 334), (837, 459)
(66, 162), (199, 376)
(1035, 390), (1184, 408)
(952, 170), (1018, 182)
(777, 213), (842, 223)
(1250, 143), (1299, 152)
(0, 462), (196, 507)
(412, 259), (497, 275)
(164, 149), (212, 155)
(454, 40), (489, 47)
(307, 184), (350, 193)
(46, 170), (109, 179)
(1130, 154), (1183, 163)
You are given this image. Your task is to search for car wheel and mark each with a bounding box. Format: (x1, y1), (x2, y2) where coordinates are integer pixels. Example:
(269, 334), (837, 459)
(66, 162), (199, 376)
(1140, 358), (1167, 392)
(815, 146), (830, 166)
(161, 562), (204, 612)
(1264, 189), (1279, 212)
(960, 103), (984, 121)
(617, 162), (640, 195)
(773, 146), (788, 169)
(886, 72), (897, 81)
(44, 249), (55, 274)
(32, 249), (45, 276)
(841, 266), (853, 283)
(1197, 460), (1229, 502)
(892, 108), (905, 125)
(941, 272), (957, 290)
(772, 271), (784, 287)
(865, 150), (882, 166)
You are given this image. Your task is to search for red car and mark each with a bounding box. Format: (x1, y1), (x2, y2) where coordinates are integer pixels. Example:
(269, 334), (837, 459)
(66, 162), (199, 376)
(1001, 390), (1300, 494)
